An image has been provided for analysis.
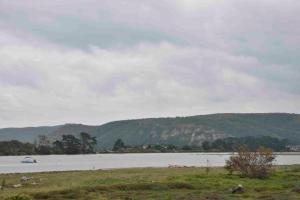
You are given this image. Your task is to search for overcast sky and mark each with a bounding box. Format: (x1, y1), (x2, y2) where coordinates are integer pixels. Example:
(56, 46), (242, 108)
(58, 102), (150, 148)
(0, 0), (299, 128)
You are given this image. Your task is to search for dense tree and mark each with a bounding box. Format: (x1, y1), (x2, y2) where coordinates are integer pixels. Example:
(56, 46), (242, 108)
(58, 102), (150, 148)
(0, 133), (98, 155)
(0, 140), (35, 155)
(80, 132), (97, 153)
(166, 144), (178, 150)
(0, 135), (288, 155)
(202, 141), (211, 151)
(35, 145), (52, 154)
(113, 139), (125, 151)
(52, 140), (64, 154)
(202, 136), (288, 152)
(62, 134), (82, 154)
(35, 135), (52, 154)
(182, 145), (192, 150)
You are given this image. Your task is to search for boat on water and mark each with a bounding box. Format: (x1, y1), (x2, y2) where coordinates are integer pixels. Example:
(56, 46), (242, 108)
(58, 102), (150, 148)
(21, 157), (37, 163)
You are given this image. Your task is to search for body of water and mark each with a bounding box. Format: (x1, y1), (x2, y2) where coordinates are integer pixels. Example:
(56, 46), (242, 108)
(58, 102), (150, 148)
(0, 153), (300, 174)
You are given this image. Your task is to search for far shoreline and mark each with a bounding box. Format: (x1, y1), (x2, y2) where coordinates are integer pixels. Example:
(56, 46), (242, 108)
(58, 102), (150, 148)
(2, 151), (300, 157)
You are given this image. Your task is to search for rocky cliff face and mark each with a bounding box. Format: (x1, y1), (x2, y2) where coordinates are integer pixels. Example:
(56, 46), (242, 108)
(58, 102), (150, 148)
(151, 124), (230, 146)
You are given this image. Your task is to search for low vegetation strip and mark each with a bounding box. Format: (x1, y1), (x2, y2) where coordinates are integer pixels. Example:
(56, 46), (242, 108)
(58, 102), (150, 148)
(0, 135), (289, 156)
(1, 166), (300, 200)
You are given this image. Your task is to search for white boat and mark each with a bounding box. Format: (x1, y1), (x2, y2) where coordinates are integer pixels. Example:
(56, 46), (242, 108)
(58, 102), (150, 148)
(21, 157), (37, 163)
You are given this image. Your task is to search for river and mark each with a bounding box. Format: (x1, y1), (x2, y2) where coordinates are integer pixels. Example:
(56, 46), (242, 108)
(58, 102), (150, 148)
(0, 153), (300, 174)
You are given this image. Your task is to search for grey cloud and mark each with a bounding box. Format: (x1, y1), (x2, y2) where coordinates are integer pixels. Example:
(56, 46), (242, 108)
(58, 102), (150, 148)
(0, 0), (299, 127)
(0, 42), (281, 127)
(15, 16), (184, 49)
(0, 65), (41, 88)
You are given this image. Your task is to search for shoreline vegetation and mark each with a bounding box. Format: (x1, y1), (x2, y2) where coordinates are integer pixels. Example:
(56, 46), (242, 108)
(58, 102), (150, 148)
(0, 135), (291, 156)
(1, 165), (300, 200)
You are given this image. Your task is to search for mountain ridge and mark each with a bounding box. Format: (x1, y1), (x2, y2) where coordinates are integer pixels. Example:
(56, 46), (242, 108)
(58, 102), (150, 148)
(0, 113), (299, 148)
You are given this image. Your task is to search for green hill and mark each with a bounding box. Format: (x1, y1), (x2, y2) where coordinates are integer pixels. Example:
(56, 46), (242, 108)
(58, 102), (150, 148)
(0, 113), (300, 148)
(93, 113), (300, 148)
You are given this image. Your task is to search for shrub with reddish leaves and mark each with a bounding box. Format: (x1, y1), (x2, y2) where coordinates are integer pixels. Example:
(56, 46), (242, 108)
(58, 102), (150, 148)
(225, 145), (276, 178)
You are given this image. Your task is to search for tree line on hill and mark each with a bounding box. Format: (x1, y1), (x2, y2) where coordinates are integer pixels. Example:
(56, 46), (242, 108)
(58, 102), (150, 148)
(0, 135), (290, 155)
(202, 136), (288, 152)
(111, 136), (288, 153)
(0, 132), (97, 155)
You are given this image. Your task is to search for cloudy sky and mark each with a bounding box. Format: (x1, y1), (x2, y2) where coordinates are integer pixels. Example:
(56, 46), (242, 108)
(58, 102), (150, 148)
(0, 0), (299, 128)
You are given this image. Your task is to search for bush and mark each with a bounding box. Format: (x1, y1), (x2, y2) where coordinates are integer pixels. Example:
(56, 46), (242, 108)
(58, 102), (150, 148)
(225, 145), (276, 178)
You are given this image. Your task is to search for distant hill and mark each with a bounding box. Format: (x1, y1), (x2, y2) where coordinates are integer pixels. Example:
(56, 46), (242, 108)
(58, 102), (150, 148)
(0, 113), (300, 148)
(0, 126), (60, 143)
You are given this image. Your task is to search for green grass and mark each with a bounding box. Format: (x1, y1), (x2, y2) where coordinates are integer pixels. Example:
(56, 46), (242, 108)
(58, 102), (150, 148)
(1, 166), (300, 200)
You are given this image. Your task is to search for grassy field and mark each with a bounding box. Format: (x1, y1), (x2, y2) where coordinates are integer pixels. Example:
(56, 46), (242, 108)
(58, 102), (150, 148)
(1, 166), (300, 200)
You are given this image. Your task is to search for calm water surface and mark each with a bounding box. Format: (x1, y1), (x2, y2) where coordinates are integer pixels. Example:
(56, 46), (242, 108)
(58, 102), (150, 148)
(0, 153), (300, 174)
